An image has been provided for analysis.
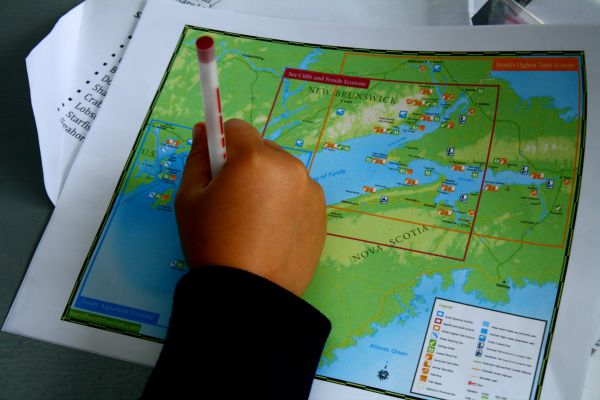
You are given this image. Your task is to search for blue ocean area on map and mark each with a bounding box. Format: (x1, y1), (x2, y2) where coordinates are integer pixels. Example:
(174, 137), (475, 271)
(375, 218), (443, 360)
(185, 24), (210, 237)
(490, 70), (580, 120)
(316, 269), (556, 399)
(73, 123), (191, 338)
(308, 130), (557, 223)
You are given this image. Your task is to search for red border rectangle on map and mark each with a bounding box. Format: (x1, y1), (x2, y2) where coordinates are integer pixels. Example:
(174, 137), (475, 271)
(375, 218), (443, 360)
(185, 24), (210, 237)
(264, 63), (500, 261)
(284, 68), (370, 89)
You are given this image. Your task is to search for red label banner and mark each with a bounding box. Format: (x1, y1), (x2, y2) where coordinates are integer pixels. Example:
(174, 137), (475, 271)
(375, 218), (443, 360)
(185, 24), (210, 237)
(284, 68), (370, 89)
(492, 57), (579, 71)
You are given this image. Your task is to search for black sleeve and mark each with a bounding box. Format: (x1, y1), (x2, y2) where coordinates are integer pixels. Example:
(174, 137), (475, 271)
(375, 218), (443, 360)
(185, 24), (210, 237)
(141, 266), (331, 400)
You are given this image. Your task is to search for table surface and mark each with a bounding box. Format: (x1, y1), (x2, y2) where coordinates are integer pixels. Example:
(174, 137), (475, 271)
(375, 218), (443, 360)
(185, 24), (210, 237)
(0, 1), (152, 398)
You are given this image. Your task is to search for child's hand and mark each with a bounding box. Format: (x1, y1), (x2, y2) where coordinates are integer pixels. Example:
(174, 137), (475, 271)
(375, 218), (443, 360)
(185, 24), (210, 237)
(175, 119), (326, 296)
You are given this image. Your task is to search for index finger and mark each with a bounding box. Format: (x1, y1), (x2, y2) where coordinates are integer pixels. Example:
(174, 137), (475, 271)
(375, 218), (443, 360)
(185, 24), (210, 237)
(223, 118), (264, 160)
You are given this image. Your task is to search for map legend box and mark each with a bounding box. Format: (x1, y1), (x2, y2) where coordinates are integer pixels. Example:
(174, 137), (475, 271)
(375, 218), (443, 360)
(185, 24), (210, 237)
(411, 298), (547, 400)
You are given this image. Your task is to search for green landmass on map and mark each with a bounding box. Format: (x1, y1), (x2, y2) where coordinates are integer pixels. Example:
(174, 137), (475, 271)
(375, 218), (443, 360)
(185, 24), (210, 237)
(150, 29), (345, 130)
(305, 222), (566, 366)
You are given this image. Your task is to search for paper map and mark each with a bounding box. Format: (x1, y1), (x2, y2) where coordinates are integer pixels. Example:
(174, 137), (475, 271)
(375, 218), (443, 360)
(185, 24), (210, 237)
(62, 25), (584, 400)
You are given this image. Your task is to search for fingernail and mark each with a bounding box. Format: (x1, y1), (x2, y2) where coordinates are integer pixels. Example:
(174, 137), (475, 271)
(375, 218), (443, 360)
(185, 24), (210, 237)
(192, 122), (206, 143)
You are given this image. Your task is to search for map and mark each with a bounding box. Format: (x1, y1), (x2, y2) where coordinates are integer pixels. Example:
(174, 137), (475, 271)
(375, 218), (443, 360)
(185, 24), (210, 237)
(63, 26), (584, 400)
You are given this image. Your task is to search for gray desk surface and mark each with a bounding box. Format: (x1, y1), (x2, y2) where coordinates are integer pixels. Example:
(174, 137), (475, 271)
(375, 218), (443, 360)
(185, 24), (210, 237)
(0, 1), (151, 398)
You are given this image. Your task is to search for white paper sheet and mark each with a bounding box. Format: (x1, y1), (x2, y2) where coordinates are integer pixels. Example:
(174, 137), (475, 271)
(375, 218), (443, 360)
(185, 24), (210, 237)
(27, 0), (214, 204)
(527, 0), (600, 24)
(583, 344), (600, 400)
(26, 3), (85, 204)
(215, 0), (470, 27)
(10, 0), (600, 399)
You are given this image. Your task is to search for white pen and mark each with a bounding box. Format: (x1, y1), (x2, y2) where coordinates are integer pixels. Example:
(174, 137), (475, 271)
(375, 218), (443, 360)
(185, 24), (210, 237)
(195, 35), (227, 177)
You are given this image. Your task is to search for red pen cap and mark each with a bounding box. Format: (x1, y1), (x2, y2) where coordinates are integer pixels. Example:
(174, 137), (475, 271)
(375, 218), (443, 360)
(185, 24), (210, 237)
(196, 36), (215, 63)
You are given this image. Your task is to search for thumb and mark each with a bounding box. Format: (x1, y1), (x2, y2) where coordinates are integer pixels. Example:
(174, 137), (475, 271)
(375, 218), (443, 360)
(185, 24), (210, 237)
(179, 122), (212, 193)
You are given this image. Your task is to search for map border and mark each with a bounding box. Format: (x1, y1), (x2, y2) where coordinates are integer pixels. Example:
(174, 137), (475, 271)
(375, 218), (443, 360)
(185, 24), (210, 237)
(60, 24), (586, 400)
